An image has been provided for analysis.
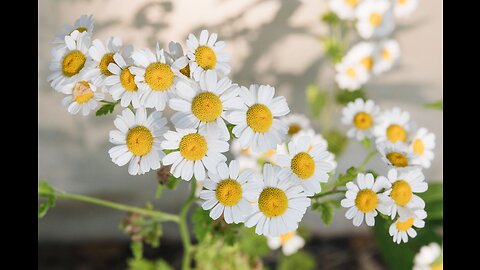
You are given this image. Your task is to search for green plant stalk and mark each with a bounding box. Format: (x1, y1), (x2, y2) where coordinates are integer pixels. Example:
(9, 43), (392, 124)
(312, 188), (345, 199)
(357, 150), (378, 172)
(179, 180), (197, 270)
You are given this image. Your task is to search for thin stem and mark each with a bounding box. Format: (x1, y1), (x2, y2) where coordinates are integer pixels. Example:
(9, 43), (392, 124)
(39, 189), (179, 223)
(311, 189), (345, 199)
(179, 180), (197, 270)
(358, 150), (378, 172)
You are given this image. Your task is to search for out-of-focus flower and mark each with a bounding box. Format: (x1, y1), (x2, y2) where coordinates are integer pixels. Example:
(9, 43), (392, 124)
(329, 0), (364, 20)
(373, 39), (401, 75)
(335, 60), (370, 91)
(267, 231), (305, 256)
(413, 242), (443, 270)
(60, 80), (104, 116)
(410, 128), (436, 169)
(394, 0), (419, 19)
(355, 0), (395, 39)
(281, 114), (311, 139)
(53, 14), (94, 44)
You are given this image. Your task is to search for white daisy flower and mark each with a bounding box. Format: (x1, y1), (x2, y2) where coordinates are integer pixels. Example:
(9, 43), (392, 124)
(228, 84), (290, 153)
(108, 108), (169, 175)
(381, 168), (427, 219)
(410, 128), (436, 169)
(335, 60), (370, 91)
(329, 0), (364, 20)
(377, 141), (420, 169)
(161, 128), (229, 181)
(53, 14), (94, 44)
(372, 39), (401, 76)
(276, 135), (335, 196)
(389, 207), (426, 244)
(394, 0), (419, 18)
(199, 160), (261, 224)
(84, 37), (123, 87)
(355, 0), (395, 39)
(413, 242), (443, 270)
(342, 98), (380, 140)
(373, 107), (413, 144)
(281, 114), (311, 139)
(267, 231), (305, 256)
(167, 41), (191, 78)
(130, 43), (188, 111)
(245, 164), (311, 236)
(186, 29), (231, 82)
(60, 80), (104, 116)
(237, 156), (261, 173)
(291, 129), (337, 171)
(341, 173), (391, 227)
(343, 41), (376, 73)
(48, 31), (92, 91)
(169, 70), (242, 141)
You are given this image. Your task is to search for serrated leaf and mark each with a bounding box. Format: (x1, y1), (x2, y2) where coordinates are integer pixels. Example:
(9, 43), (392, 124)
(319, 202), (335, 225)
(131, 241), (143, 260)
(96, 103), (116, 116)
(336, 89), (366, 105)
(335, 166), (358, 187)
(278, 251), (315, 270)
(423, 100), (443, 111)
(306, 84), (327, 118)
(325, 129), (348, 156)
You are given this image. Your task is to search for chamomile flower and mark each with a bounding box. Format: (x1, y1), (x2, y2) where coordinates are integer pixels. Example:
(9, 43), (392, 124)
(343, 41), (376, 73)
(108, 108), (169, 175)
(199, 160), (260, 223)
(267, 231), (305, 256)
(245, 164), (311, 236)
(169, 70), (242, 141)
(161, 128), (229, 181)
(373, 107), (413, 144)
(414, 242), (443, 270)
(373, 39), (401, 76)
(381, 168), (427, 219)
(130, 43), (188, 111)
(394, 0), (419, 18)
(389, 207), (426, 244)
(291, 129), (337, 171)
(228, 84), (290, 152)
(335, 60), (370, 91)
(341, 173), (391, 226)
(281, 114), (311, 138)
(377, 142), (420, 169)
(167, 41), (191, 78)
(329, 0), (363, 20)
(355, 0), (395, 39)
(60, 80), (104, 116)
(276, 136), (335, 196)
(186, 30), (230, 82)
(342, 98), (380, 140)
(48, 31), (92, 91)
(53, 14), (94, 44)
(410, 128), (436, 169)
(85, 37), (123, 86)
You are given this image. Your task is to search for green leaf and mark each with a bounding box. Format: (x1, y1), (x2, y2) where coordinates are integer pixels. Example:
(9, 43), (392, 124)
(96, 102), (116, 116)
(38, 180), (54, 196)
(226, 123), (236, 140)
(336, 89), (366, 105)
(319, 202), (335, 225)
(418, 183), (443, 221)
(38, 180), (56, 218)
(306, 84), (327, 118)
(131, 241), (143, 260)
(38, 202), (51, 218)
(335, 166), (358, 187)
(423, 100), (443, 111)
(321, 37), (345, 63)
(192, 207), (214, 242)
(360, 137), (372, 150)
(278, 251), (315, 270)
(154, 259), (174, 270)
(238, 227), (270, 257)
(321, 11), (340, 25)
(165, 176), (180, 190)
(325, 129), (348, 156)
(127, 258), (173, 270)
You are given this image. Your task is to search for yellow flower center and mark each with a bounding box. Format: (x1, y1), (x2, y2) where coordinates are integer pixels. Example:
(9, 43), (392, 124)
(353, 112), (373, 130)
(280, 232), (294, 244)
(258, 187), (288, 218)
(195, 46), (217, 70)
(120, 68), (138, 92)
(241, 147), (250, 155)
(73, 81), (94, 104)
(346, 67), (357, 78)
(370, 12), (383, 26)
(386, 152), (409, 167)
(345, 0), (359, 7)
(431, 263), (443, 270)
(386, 124), (407, 143)
(179, 133), (208, 161)
(288, 124), (301, 135)
(390, 180), (412, 206)
(191, 92), (223, 122)
(246, 104), (273, 133)
(75, 27), (87, 33)
(262, 149), (276, 158)
(382, 49), (392, 60)
(291, 152), (315, 179)
(215, 179), (242, 206)
(355, 189), (378, 212)
(62, 50), (86, 77)
(413, 139), (424, 156)
(145, 62), (174, 91)
(99, 53), (115, 76)
(179, 64), (190, 78)
(396, 217), (414, 231)
(361, 56), (374, 71)
(126, 126), (154, 156)
(398, 0), (407, 5)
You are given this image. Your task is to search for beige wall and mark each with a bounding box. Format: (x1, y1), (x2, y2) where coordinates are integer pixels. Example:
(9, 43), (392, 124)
(38, 0), (442, 240)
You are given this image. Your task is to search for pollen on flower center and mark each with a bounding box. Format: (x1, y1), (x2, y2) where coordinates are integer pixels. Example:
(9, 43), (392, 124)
(291, 152), (315, 179)
(280, 232), (294, 244)
(355, 189), (378, 212)
(75, 27), (87, 33)
(179, 133), (208, 161)
(382, 49), (392, 60)
(288, 124), (301, 135)
(413, 139), (424, 156)
(346, 67), (357, 78)
(386, 124), (407, 142)
(73, 81), (94, 104)
(99, 53), (115, 76)
(390, 180), (412, 206)
(353, 112), (373, 130)
(62, 50), (86, 77)
(246, 104), (273, 133)
(120, 68), (138, 92)
(215, 179), (242, 206)
(369, 12), (383, 26)
(396, 217), (414, 231)
(126, 126), (154, 156)
(145, 62), (174, 91)
(345, 0), (359, 7)
(191, 92), (223, 122)
(361, 56), (374, 71)
(386, 152), (408, 167)
(258, 187), (288, 218)
(195, 46), (217, 70)
(179, 64), (190, 78)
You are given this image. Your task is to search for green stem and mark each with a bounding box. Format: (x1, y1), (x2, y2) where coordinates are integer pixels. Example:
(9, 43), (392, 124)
(358, 150), (378, 172)
(311, 189), (345, 199)
(179, 180), (197, 270)
(39, 189), (179, 223)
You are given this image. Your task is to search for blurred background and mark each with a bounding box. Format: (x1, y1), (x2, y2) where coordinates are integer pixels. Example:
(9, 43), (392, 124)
(38, 0), (442, 269)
